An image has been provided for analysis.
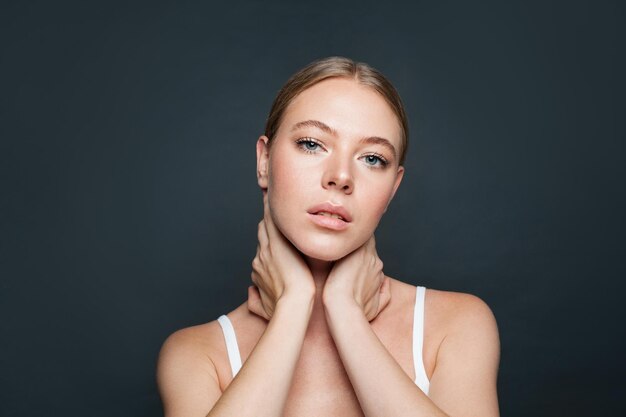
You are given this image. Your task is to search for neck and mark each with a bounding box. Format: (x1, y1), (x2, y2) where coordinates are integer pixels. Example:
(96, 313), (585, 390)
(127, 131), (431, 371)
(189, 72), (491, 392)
(302, 255), (335, 338)
(303, 255), (334, 294)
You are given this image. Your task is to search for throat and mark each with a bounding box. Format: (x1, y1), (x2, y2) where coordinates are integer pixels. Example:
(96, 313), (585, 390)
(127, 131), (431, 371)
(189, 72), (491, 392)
(305, 298), (334, 341)
(304, 256), (334, 277)
(302, 256), (334, 293)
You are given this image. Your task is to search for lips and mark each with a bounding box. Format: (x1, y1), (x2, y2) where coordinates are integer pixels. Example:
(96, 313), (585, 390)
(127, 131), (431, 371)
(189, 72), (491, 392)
(306, 202), (353, 223)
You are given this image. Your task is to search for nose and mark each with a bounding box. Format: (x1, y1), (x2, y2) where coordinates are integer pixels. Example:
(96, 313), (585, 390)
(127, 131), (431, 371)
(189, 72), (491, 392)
(321, 155), (354, 194)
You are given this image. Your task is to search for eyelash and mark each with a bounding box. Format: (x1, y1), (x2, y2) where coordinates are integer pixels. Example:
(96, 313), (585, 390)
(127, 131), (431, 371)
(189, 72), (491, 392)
(294, 138), (389, 168)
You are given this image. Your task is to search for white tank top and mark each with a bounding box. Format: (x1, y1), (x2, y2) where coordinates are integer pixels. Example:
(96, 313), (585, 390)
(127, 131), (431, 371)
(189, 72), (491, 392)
(217, 285), (431, 395)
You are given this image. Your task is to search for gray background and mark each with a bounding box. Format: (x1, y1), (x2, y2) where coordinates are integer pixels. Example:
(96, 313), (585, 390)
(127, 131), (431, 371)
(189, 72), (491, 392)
(1, 0), (624, 416)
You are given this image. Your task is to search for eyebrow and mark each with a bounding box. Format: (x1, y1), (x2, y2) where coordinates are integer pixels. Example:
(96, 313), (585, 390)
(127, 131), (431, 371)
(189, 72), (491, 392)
(290, 119), (397, 158)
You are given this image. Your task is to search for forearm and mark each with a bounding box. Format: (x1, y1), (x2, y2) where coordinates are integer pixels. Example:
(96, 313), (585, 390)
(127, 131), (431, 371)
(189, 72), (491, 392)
(323, 297), (449, 417)
(207, 293), (314, 417)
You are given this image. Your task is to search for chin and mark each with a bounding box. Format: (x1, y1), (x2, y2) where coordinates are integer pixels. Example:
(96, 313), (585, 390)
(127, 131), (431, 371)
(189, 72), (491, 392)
(271, 206), (370, 262)
(288, 233), (356, 262)
(297, 246), (344, 262)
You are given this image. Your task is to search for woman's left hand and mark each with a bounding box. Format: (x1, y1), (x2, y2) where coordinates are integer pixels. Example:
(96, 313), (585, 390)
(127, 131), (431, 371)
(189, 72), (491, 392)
(322, 235), (391, 321)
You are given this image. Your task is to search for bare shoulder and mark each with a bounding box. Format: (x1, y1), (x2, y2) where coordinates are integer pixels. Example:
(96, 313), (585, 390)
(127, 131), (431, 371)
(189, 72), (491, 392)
(427, 287), (497, 323)
(424, 287), (500, 355)
(387, 277), (497, 323)
(156, 320), (224, 386)
(386, 278), (499, 347)
(158, 320), (224, 366)
(156, 320), (226, 415)
(425, 288), (501, 415)
(156, 302), (262, 392)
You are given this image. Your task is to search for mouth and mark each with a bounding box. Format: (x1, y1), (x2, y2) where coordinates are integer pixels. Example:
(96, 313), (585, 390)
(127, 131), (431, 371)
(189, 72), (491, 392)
(306, 202), (353, 223)
(312, 211), (346, 221)
(307, 212), (350, 231)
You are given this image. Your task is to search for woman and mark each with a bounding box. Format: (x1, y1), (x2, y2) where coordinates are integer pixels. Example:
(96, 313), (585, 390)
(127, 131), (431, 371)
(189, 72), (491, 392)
(157, 56), (501, 417)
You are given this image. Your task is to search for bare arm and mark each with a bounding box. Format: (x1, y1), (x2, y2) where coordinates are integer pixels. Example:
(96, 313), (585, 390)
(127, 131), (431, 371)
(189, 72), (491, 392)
(323, 291), (500, 417)
(425, 294), (501, 416)
(157, 291), (314, 417)
(157, 168), (318, 416)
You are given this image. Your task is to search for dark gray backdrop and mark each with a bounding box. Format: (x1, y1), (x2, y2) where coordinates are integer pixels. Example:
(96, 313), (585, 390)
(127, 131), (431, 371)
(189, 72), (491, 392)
(1, 0), (624, 416)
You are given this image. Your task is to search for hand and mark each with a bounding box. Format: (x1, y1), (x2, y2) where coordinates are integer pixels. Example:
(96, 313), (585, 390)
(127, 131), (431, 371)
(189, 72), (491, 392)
(247, 190), (316, 320)
(322, 235), (391, 322)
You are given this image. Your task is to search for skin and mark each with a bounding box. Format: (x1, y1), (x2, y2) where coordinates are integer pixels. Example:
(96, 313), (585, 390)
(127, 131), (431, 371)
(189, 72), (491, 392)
(251, 76), (404, 319)
(156, 78), (501, 417)
(262, 77), (405, 265)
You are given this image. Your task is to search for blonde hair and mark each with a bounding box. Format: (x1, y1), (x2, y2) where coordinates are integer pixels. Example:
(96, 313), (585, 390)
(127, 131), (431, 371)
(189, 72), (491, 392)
(264, 56), (409, 166)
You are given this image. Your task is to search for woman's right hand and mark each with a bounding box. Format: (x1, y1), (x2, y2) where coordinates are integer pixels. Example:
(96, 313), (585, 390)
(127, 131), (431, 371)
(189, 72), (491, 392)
(247, 190), (315, 320)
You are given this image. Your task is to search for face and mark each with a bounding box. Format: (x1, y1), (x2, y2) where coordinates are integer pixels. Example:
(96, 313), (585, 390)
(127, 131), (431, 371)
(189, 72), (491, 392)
(256, 77), (405, 261)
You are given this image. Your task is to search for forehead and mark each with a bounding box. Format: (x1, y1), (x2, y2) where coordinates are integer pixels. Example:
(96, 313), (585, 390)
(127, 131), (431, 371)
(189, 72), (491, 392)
(279, 78), (402, 147)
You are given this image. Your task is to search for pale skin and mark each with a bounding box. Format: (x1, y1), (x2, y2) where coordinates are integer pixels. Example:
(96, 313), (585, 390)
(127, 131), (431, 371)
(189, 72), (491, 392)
(156, 78), (501, 417)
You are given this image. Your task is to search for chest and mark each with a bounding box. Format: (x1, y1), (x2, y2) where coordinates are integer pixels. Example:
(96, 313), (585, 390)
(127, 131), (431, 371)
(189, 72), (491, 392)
(217, 314), (418, 416)
(282, 332), (415, 417)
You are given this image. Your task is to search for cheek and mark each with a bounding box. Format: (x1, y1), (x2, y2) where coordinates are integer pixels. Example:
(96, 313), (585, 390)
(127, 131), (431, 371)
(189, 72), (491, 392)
(353, 202), (389, 246)
(269, 156), (305, 197)
(264, 146), (397, 260)
(266, 152), (313, 228)
(355, 178), (395, 228)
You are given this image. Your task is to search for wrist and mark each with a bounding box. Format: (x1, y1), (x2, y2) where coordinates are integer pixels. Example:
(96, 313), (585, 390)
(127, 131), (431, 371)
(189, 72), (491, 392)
(323, 293), (362, 326)
(322, 286), (357, 309)
(278, 286), (315, 307)
(274, 295), (314, 323)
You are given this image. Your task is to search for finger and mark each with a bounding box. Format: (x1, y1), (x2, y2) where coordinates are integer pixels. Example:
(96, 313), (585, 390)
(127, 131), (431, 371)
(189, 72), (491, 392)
(247, 285), (261, 310)
(358, 234), (376, 256)
(251, 285), (271, 320)
(262, 189), (271, 225)
(262, 190), (271, 232)
(262, 189), (269, 218)
(257, 220), (268, 249)
(250, 270), (268, 295)
(262, 191), (279, 238)
(368, 234), (376, 250)
(257, 286), (274, 319)
(375, 256), (385, 272)
(366, 299), (377, 322)
(250, 270), (266, 296)
(247, 285), (270, 320)
(247, 285), (260, 305)
(262, 195), (282, 243)
(377, 277), (392, 315)
(380, 275), (389, 294)
(252, 245), (261, 267)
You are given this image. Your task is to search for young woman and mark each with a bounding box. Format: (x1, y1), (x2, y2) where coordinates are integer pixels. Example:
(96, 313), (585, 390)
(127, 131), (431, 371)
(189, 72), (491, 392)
(157, 56), (501, 417)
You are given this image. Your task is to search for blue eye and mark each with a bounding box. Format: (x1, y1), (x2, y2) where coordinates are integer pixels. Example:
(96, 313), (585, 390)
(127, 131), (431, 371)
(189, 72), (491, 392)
(295, 138), (322, 153)
(363, 154), (388, 168)
(295, 138), (389, 169)
(303, 141), (319, 151)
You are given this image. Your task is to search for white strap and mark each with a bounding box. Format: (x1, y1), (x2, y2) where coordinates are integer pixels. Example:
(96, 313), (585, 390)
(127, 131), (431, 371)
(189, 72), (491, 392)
(217, 315), (242, 377)
(413, 286), (430, 395)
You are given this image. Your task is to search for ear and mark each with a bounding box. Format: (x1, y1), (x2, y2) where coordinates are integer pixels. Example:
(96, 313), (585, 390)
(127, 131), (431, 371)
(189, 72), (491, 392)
(384, 165), (405, 213)
(256, 135), (270, 191)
